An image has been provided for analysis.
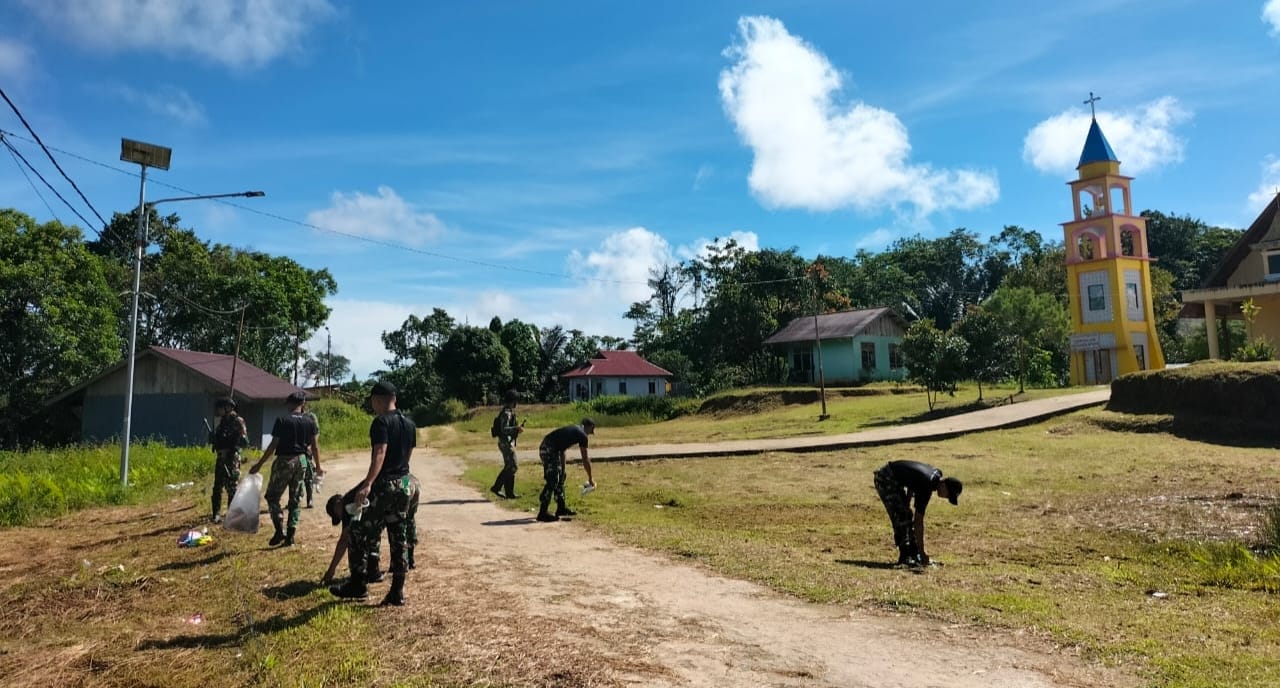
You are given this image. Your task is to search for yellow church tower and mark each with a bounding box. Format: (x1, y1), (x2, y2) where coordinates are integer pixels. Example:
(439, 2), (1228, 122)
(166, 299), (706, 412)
(1063, 98), (1165, 384)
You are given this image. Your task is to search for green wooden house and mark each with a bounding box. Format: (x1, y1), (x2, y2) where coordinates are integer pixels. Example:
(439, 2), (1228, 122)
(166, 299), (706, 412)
(764, 307), (909, 384)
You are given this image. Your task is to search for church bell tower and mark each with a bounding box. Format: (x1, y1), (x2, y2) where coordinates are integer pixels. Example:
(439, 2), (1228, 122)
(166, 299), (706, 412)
(1062, 96), (1165, 384)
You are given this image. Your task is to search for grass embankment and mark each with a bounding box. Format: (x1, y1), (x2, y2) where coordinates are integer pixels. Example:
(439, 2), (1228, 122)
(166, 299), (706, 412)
(439, 382), (1090, 457)
(0, 492), (635, 687)
(308, 398), (373, 451)
(0, 443), (209, 527)
(463, 409), (1280, 688)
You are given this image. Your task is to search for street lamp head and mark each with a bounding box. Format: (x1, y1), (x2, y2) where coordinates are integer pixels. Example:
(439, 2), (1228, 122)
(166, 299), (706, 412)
(242, 191), (265, 198)
(120, 138), (172, 170)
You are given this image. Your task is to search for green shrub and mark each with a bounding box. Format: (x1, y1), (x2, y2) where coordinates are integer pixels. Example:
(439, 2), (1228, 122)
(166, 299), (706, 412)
(1109, 362), (1280, 423)
(308, 398), (372, 450)
(1261, 504), (1280, 554)
(412, 398), (469, 426)
(1186, 542), (1280, 593)
(584, 395), (698, 421)
(1231, 337), (1278, 362)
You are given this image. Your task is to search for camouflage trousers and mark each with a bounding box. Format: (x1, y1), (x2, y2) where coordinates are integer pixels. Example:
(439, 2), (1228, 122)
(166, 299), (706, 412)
(303, 454), (316, 506)
(211, 450), (241, 516)
(538, 446), (566, 508)
(873, 463), (916, 557)
(265, 455), (307, 533)
(349, 475), (419, 578)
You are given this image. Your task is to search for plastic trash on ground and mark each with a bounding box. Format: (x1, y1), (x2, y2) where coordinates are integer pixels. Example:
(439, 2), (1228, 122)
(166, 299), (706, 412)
(178, 528), (213, 547)
(580, 482), (595, 497)
(224, 473), (263, 533)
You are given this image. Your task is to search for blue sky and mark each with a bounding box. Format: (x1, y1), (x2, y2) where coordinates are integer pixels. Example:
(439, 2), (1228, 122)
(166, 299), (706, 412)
(2, 1), (1280, 376)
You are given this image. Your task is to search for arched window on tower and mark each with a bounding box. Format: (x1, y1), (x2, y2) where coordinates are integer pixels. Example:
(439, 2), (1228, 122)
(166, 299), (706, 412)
(1120, 228), (1136, 257)
(1077, 233), (1095, 260)
(1110, 186), (1129, 216)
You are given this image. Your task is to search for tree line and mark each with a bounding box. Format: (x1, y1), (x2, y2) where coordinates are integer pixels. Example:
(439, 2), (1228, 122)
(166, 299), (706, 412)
(0, 204), (1244, 447)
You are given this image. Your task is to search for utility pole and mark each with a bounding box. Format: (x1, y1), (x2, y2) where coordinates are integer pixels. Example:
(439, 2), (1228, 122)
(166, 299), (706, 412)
(324, 326), (332, 388)
(229, 304), (247, 397)
(810, 267), (829, 420)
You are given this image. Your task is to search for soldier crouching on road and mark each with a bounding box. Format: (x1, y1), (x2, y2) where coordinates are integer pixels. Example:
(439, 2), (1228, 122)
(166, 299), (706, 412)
(209, 397), (247, 523)
(330, 380), (417, 606)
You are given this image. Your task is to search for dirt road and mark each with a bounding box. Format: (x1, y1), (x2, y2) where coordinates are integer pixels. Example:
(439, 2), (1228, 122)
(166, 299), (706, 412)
(321, 448), (1120, 688)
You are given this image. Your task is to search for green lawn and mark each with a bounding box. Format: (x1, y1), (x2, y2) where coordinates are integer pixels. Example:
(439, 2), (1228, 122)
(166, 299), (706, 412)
(462, 409), (1280, 688)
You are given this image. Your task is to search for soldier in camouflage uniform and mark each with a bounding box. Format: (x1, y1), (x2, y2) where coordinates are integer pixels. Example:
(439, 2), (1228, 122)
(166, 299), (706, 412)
(249, 391), (320, 547)
(489, 389), (523, 499)
(209, 397), (248, 523)
(873, 460), (963, 567)
(535, 419), (596, 522)
(331, 380), (416, 606)
(322, 474), (420, 585)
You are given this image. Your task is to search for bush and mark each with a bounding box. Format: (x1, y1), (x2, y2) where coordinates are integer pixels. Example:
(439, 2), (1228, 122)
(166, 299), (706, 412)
(412, 398), (469, 427)
(583, 395), (698, 422)
(1231, 337), (1277, 362)
(308, 398), (372, 450)
(0, 442), (209, 527)
(1261, 504), (1280, 554)
(1108, 362), (1280, 424)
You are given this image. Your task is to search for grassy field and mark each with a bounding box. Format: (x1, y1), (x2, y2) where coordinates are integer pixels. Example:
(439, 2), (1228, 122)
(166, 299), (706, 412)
(0, 489), (634, 687)
(438, 382), (1091, 457)
(0, 443), (210, 527)
(462, 409), (1280, 688)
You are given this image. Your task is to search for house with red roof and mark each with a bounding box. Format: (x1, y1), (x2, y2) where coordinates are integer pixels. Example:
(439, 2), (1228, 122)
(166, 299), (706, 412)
(45, 346), (308, 448)
(560, 350), (673, 402)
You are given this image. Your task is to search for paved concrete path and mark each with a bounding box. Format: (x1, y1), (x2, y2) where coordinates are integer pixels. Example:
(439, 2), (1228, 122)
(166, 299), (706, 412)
(589, 387), (1110, 461)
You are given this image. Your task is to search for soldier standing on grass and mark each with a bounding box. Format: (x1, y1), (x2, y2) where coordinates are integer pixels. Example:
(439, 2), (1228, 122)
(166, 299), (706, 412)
(872, 460), (962, 567)
(536, 419), (596, 523)
(249, 391), (321, 547)
(489, 389), (523, 499)
(209, 397), (247, 523)
(330, 380), (417, 606)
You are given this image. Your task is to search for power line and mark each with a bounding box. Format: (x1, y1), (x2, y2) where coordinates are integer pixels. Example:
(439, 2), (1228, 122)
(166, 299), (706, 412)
(0, 128), (813, 291)
(4, 136), (58, 221)
(2, 136), (99, 235)
(0, 88), (108, 230)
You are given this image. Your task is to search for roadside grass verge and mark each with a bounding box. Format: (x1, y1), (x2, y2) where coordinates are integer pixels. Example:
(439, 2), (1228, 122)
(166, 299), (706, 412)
(308, 398), (373, 451)
(0, 443), (209, 527)
(462, 409), (1280, 688)
(439, 382), (1094, 458)
(0, 491), (656, 687)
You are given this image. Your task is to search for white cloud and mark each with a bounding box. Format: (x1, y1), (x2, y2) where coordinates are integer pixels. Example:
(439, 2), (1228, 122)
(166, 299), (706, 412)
(718, 16), (998, 216)
(104, 84), (206, 125)
(22, 0), (333, 69)
(1022, 97), (1191, 176)
(675, 230), (760, 262)
(306, 186), (446, 247)
(1265, 0), (1280, 35)
(571, 227), (675, 304)
(1247, 155), (1280, 210)
(855, 228), (895, 251)
(0, 38), (32, 80)
(693, 164), (714, 191)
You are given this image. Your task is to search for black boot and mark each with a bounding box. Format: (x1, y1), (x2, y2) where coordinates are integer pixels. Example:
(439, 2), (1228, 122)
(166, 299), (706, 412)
(269, 528), (285, 546)
(555, 500), (576, 517)
(502, 472), (519, 499)
(490, 482), (506, 499)
(380, 574), (406, 606)
(536, 504), (559, 522)
(330, 573), (368, 599)
(366, 553), (385, 583)
(407, 548), (416, 570)
(282, 527), (296, 547)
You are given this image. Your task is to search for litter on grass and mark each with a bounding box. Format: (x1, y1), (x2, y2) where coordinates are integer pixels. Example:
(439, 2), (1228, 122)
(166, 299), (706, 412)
(178, 529), (213, 547)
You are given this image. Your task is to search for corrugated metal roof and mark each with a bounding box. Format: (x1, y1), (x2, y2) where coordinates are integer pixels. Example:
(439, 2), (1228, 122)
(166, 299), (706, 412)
(763, 307), (901, 345)
(150, 347), (305, 401)
(560, 350), (673, 378)
(44, 346), (306, 406)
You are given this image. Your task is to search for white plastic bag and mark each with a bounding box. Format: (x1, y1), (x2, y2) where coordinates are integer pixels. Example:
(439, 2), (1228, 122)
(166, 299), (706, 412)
(224, 473), (263, 533)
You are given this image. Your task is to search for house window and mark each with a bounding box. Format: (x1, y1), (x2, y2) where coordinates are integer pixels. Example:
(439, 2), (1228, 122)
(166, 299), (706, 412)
(594, 381), (603, 396)
(648, 380), (656, 395)
(1134, 344), (1146, 371)
(793, 349), (813, 372)
(889, 343), (904, 369)
(619, 380), (628, 395)
(861, 342), (877, 370)
(1266, 251), (1280, 281)
(1088, 284), (1106, 311)
(1126, 283), (1139, 310)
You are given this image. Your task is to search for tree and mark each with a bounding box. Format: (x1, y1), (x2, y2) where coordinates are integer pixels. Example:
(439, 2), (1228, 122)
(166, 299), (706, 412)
(1, 210), (120, 446)
(379, 308), (456, 409)
(499, 318), (540, 396)
(302, 351), (351, 387)
(901, 319), (968, 411)
(437, 326), (511, 405)
(534, 325), (569, 401)
(982, 286), (1070, 392)
(953, 308), (1014, 401)
(1142, 210), (1243, 291)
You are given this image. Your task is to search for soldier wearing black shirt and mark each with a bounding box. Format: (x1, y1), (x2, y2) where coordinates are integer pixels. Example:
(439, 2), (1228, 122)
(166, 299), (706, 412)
(873, 460), (962, 567)
(536, 419), (596, 522)
(249, 392), (320, 547)
(330, 380), (418, 606)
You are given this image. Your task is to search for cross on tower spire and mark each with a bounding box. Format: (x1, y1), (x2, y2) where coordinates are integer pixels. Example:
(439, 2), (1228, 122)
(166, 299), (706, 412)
(1084, 92), (1101, 119)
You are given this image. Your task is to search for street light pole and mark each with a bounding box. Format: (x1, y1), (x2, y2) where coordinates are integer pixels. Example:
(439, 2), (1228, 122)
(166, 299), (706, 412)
(324, 326), (332, 388)
(116, 138), (264, 486)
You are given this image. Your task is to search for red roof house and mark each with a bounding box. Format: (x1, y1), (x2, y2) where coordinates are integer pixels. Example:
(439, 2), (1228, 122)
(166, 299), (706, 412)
(45, 346), (308, 448)
(560, 350), (672, 401)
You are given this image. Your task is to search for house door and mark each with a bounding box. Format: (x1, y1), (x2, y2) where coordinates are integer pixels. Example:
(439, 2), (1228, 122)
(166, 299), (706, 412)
(1091, 349), (1113, 384)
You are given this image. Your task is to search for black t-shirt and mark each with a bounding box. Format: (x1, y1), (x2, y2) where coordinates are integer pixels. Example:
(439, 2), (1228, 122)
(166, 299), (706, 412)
(540, 424), (590, 453)
(271, 413), (318, 457)
(370, 410), (416, 480)
(887, 460), (942, 513)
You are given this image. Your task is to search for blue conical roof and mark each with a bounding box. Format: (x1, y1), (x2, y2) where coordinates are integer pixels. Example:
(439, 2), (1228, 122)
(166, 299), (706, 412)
(1078, 118), (1118, 167)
